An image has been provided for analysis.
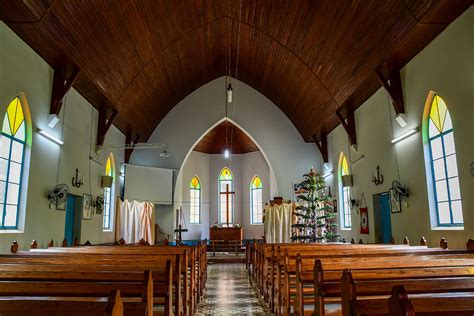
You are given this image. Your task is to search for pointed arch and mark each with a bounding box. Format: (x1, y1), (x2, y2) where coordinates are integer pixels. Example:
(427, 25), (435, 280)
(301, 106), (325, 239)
(219, 167), (233, 224)
(422, 92), (463, 227)
(338, 152), (351, 229)
(103, 153), (116, 230)
(0, 94), (32, 229)
(250, 175), (263, 224)
(189, 176), (201, 224)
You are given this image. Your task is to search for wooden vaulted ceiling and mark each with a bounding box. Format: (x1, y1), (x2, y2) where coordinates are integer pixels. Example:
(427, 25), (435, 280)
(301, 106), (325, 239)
(0, 1), (470, 144)
(193, 120), (259, 154)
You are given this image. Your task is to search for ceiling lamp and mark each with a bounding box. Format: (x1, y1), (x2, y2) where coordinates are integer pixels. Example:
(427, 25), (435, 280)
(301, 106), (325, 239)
(394, 113), (407, 127)
(391, 128), (419, 144)
(224, 149), (230, 159)
(227, 84), (233, 103)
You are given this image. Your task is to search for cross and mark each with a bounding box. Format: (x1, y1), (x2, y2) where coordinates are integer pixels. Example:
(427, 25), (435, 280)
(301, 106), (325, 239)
(220, 183), (235, 227)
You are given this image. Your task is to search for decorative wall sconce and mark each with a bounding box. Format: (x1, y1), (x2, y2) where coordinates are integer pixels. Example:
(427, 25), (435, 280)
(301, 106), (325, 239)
(72, 168), (84, 188)
(372, 165), (384, 185)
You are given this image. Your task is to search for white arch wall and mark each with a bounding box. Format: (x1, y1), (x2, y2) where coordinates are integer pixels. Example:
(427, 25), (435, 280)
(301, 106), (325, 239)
(132, 76), (321, 200)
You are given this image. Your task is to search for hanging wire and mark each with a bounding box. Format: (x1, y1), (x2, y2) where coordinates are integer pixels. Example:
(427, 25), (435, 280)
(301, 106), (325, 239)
(88, 107), (94, 195)
(387, 94), (401, 181)
(55, 93), (67, 184)
(228, 0), (243, 160)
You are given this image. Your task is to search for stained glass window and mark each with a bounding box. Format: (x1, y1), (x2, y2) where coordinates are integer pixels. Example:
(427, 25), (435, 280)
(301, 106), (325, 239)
(103, 154), (115, 230)
(424, 94), (463, 226)
(190, 176), (201, 224)
(250, 176), (263, 224)
(0, 97), (27, 229)
(338, 152), (351, 229)
(219, 167), (233, 224)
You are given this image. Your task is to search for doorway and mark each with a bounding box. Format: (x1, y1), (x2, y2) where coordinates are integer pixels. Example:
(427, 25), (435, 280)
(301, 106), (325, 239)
(64, 194), (82, 246)
(372, 192), (392, 244)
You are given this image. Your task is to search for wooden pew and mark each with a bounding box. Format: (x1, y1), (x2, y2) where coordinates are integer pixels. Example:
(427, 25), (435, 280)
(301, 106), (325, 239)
(3, 251), (185, 316)
(388, 285), (474, 315)
(0, 269), (156, 316)
(341, 269), (474, 316)
(0, 289), (124, 316)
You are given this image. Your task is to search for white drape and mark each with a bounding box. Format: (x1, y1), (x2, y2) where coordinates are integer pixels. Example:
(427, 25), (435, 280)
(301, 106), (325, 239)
(115, 199), (155, 244)
(264, 202), (294, 243)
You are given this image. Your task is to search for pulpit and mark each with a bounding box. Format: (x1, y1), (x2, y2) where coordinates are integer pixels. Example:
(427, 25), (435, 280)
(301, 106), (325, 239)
(209, 227), (243, 241)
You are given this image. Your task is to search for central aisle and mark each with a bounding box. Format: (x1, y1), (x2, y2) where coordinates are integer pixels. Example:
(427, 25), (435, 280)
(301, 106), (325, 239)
(197, 263), (272, 315)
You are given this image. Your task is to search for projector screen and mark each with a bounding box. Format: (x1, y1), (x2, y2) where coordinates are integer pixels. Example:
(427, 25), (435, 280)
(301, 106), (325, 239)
(124, 164), (174, 205)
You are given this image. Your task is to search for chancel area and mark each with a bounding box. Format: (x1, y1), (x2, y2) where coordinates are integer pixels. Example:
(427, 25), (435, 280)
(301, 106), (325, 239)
(0, 1), (473, 315)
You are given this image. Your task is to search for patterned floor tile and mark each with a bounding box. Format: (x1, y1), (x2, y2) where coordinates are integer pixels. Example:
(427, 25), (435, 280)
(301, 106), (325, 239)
(196, 263), (272, 315)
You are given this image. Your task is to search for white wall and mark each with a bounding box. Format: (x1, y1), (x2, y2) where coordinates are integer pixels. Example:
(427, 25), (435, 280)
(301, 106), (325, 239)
(179, 151), (269, 240)
(0, 22), (125, 252)
(132, 77), (321, 202)
(326, 8), (474, 249)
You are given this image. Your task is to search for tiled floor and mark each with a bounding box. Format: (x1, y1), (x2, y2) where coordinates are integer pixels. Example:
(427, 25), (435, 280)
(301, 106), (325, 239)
(196, 263), (272, 315)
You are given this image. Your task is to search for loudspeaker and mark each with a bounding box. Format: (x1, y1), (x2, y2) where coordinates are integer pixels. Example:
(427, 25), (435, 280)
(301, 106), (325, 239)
(341, 175), (353, 187)
(101, 175), (113, 188)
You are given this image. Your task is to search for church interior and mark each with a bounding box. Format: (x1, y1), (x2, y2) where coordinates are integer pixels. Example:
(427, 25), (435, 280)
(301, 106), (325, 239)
(0, 1), (473, 315)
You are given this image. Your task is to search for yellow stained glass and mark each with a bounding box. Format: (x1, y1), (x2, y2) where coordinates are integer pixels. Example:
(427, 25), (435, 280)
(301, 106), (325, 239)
(220, 167), (232, 180)
(429, 95), (448, 133)
(341, 155), (349, 175)
(6, 97), (25, 137)
(252, 176), (262, 189)
(190, 176), (200, 189)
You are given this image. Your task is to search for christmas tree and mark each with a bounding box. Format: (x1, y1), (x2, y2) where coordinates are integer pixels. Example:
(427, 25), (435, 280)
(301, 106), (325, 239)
(291, 168), (339, 242)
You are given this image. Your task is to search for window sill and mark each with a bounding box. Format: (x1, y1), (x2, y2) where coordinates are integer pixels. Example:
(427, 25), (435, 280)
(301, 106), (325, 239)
(432, 226), (464, 231)
(0, 229), (23, 234)
(102, 229), (113, 233)
(190, 223), (202, 225)
(250, 223), (263, 226)
(340, 227), (352, 231)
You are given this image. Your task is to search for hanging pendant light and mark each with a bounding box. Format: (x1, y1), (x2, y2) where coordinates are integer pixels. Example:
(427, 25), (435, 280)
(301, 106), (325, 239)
(224, 149), (230, 159)
(227, 84), (233, 103)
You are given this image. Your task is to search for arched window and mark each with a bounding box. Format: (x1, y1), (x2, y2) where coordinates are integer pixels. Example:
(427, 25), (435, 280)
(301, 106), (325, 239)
(338, 152), (351, 229)
(423, 93), (463, 227)
(190, 176), (201, 224)
(0, 96), (30, 229)
(103, 153), (115, 230)
(250, 176), (263, 224)
(219, 167), (233, 224)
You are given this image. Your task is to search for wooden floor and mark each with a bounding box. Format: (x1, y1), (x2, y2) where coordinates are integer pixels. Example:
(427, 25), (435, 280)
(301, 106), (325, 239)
(196, 263), (271, 315)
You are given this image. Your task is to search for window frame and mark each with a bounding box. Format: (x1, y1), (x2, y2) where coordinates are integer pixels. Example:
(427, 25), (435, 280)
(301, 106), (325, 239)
(103, 154), (115, 231)
(218, 167), (234, 224)
(250, 176), (263, 225)
(338, 153), (351, 230)
(189, 176), (201, 224)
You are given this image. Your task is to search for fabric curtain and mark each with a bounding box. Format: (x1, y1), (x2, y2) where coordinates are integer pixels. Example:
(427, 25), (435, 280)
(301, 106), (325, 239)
(264, 202), (294, 243)
(115, 199), (155, 244)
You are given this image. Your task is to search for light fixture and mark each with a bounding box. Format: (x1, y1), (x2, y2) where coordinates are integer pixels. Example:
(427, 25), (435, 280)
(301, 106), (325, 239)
(351, 154), (365, 166)
(227, 84), (233, 103)
(391, 128), (418, 144)
(37, 128), (63, 145)
(48, 114), (60, 128)
(394, 114), (407, 127)
(160, 147), (170, 158)
(224, 149), (230, 159)
(323, 162), (331, 170)
(323, 171), (333, 179)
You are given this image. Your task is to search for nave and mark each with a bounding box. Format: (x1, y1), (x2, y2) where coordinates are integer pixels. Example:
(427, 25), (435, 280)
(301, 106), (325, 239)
(196, 264), (270, 315)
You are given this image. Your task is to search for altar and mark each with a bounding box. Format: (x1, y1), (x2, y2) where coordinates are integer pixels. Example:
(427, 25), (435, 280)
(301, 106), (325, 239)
(209, 227), (243, 241)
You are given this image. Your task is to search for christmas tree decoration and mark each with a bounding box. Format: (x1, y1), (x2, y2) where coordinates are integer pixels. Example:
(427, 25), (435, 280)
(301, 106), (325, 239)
(291, 168), (339, 242)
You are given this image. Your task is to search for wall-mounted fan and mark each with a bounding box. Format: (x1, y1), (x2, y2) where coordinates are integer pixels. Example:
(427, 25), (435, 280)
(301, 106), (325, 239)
(48, 184), (69, 210)
(390, 180), (409, 213)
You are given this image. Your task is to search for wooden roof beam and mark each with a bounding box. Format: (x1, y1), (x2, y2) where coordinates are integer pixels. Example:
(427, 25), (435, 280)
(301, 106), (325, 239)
(313, 133), (328, 164)
(50, 67), (80, 117)
(96, 107), (118, 147)
(336, 108), (357, 150)
(375, 67), (405, 116)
